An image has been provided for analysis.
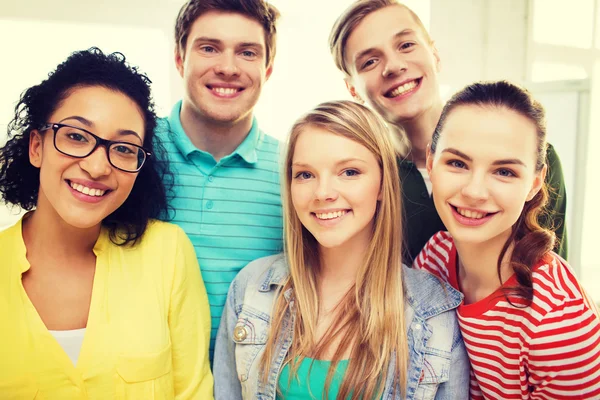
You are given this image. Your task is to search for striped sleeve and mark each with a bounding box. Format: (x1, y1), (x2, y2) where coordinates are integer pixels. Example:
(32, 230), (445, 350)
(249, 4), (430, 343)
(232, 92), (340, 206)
(527, 286), (600, 398)
(412, 231), (453, 282)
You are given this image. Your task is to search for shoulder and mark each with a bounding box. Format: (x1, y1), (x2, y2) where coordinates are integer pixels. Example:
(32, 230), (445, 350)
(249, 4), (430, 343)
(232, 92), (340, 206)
(256, 130), (282, 156)
(232, 253), (288, 291)
(413, 231), (454, 276)
(154, 116), (171, 137)
(532, 253), (591, 311)
(227, 253), (288, 312)
(127, 220), (190, 255)
(403, 264), (463, 320)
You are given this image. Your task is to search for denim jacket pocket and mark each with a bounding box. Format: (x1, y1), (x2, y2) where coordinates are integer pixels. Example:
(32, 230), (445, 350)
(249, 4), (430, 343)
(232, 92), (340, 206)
(233, 306), (270, 383)
(413, 349), (451, 400)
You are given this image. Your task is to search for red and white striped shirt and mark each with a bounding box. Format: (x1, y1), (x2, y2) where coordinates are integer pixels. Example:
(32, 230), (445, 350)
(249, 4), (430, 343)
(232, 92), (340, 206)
(413, 231), (600, 400)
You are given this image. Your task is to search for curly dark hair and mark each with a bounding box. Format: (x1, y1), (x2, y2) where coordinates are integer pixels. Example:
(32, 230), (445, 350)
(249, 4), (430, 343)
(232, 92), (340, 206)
(430, 80), (555, 306)
(0, 47), (172, 246)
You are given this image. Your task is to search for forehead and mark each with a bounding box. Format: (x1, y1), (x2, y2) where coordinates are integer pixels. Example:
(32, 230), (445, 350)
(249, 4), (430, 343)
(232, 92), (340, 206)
(292, 126), (376, 164)
(50, 86), (145, 138)
(437, 105), (538, 163)
(345, 6), (426, 59)
(188, 10), (266, 47)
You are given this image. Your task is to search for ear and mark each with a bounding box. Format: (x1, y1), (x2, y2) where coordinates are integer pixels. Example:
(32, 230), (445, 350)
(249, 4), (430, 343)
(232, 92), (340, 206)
(29, 130), (43, 168)
(344, 78), (364, 104)
(174, 47), (185, 77)
(431, 41), (441, 73)
(265, 63), (274, 81)
(426, 143), (434, 175)
(526, 164), (547, 201)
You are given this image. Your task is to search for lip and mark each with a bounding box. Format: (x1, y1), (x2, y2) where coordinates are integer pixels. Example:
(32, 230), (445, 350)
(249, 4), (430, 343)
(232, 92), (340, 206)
(384, 77), (421, 100)
(206, 82), (245, 99)
(68, 178), (112, 191)
(66, 180), (112, 204)
(450, 204), (498, 227)
(311, 209), (351, 227)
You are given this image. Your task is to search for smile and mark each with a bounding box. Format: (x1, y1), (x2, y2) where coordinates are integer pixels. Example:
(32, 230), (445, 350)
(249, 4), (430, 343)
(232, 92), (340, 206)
(450, 205), (499, 226)
(385, 78), (421, 98)
(314, 210), (348, 220)
(67, 180), (109, 197)
(207, 85), (244, 98)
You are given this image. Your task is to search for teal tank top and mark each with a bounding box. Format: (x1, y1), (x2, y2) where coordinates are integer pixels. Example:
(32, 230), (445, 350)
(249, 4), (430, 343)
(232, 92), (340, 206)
(277, 357), (349, 400)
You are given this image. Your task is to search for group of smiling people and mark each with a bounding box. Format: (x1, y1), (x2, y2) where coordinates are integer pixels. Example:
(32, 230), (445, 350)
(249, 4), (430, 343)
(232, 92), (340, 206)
(1, 0), (599, 399)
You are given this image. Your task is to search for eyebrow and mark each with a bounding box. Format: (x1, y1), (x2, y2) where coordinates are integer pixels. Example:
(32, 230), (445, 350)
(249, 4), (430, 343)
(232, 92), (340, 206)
(58, 115), (143, 142)
(292, 157), (368, 168)
(353, 29), (416, 64)
(441, 148), (527, 167)
(193, 37), (264, 51)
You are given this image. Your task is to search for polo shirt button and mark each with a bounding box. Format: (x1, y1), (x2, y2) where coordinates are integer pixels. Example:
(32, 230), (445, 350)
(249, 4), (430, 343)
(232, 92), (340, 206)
(206, 200), (214, 209)
(208, 175), (214, 182)
(421, 191), (428, 199)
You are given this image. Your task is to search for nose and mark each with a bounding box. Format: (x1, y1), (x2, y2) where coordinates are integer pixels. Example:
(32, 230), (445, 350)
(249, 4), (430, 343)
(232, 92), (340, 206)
(314, 176), (338, 202)
(382, 54), (408, 78)
(214, 51), (240, 77)
(460, 172), (489, 202)
(78, 146), (112, 179)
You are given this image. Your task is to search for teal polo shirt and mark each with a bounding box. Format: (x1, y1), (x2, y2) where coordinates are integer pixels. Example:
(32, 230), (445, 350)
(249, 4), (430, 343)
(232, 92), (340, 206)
(156, 101), (283, 355)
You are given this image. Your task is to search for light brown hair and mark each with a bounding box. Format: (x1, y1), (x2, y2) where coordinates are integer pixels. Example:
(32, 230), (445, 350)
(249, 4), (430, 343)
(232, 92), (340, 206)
(329, 0), (432, 75)
(261, 100), (408, 399)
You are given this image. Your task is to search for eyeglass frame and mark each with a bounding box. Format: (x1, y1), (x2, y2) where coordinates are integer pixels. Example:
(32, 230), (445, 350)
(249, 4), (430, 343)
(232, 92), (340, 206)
(39, 122), (152, 173)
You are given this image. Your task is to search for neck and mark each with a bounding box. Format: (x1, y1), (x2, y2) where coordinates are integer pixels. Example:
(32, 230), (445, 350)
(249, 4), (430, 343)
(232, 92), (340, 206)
(23, 202), (100, 263)
(317, 233), (371, 292)
(179, 101), (253, 162)
(394, 101), (443, 168)
(454, 231), (514, 304)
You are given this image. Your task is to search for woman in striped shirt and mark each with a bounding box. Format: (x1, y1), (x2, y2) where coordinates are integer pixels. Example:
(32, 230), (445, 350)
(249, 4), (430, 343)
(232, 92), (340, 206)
(414, 80), (600, 399)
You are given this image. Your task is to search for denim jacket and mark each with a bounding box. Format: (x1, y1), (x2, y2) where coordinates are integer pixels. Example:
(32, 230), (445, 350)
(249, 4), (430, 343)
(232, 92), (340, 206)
(214, 254), (469, 399)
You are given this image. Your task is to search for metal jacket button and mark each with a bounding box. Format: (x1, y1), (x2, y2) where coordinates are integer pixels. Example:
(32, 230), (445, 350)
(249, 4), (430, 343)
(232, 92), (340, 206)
(233, 325), (247, 342)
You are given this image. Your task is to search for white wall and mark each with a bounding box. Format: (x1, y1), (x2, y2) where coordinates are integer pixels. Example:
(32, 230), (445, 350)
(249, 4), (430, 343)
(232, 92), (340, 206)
(1, 0), (599, 302)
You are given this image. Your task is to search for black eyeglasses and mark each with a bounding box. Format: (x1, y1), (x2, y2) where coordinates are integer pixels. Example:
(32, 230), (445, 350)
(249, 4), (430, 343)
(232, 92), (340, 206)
(40, 123), (151, 173)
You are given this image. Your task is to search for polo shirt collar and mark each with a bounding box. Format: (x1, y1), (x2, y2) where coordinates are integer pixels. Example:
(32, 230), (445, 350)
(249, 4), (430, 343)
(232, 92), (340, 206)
(167, 100), (259, 164)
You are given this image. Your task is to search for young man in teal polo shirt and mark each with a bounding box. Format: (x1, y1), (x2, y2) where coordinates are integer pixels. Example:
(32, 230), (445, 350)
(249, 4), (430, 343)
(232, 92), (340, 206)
(156, 0), (282, 357)
(329, 0), (568, 263)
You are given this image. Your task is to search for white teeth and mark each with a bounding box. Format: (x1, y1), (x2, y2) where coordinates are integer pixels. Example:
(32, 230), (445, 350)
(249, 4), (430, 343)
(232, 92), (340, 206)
(315, 210), (347, 220)
(456, 207), (486, 219)
(214, 87), (238, 95)
(389, 80), (418, 97)
(69, 181), (107, 197)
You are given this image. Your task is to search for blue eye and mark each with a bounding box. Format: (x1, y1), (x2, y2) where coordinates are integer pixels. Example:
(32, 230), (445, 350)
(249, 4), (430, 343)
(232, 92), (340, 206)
(342, 169), (360, 177)
(496, 168), (516, 177)
(448, 160), (466, 169)
(294, 171), (313, 180)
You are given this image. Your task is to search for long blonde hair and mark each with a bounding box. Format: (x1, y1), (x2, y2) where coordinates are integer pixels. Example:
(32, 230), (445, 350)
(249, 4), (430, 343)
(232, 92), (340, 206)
(261, 100), (407, 399)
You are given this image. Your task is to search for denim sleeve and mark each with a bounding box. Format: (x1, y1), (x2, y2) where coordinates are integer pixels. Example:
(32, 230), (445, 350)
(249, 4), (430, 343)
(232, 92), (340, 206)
(213, 279), (243, 400)
(435, 327), (470, 400)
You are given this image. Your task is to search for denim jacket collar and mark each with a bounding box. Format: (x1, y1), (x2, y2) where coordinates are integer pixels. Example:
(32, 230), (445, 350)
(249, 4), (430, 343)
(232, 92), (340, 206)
(257, 256), (463, 317)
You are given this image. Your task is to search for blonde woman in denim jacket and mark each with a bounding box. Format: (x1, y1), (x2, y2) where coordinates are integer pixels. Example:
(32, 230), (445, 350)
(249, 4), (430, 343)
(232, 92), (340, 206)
(214, 101), (469, 400)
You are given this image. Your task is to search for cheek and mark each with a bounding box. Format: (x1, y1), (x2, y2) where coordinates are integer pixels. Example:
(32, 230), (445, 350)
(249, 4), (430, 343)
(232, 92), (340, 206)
(116, 174), (138, 198)
(290, 184), (311, 210)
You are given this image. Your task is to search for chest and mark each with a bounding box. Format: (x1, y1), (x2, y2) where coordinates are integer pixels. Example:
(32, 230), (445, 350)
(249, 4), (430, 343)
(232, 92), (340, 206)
(21, 258), (96, 330)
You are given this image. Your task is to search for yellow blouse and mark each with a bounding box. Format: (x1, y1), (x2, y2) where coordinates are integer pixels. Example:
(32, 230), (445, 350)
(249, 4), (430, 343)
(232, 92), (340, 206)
(0, 218), (213, 399)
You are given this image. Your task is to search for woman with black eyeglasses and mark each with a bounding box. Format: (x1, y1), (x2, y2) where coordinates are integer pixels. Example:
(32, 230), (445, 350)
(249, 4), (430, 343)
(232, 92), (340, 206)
(0, 48), (213, 399)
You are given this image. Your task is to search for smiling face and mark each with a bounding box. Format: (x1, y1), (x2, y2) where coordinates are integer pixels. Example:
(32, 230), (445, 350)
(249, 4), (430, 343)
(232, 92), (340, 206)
(427, 105), (545, 246)
(175, 10), (272, 126)
(290, 126), (382, 251)
(29, 85), (145, 230)
(344, 5), (441, 126)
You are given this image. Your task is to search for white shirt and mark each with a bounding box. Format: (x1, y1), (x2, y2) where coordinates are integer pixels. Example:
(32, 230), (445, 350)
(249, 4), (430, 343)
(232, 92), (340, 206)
(49, 328), (86, 366)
